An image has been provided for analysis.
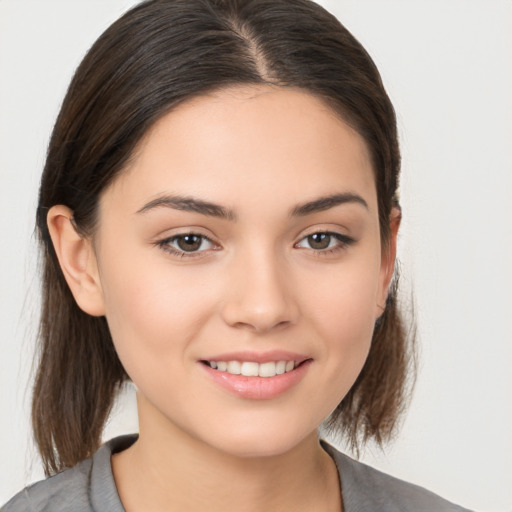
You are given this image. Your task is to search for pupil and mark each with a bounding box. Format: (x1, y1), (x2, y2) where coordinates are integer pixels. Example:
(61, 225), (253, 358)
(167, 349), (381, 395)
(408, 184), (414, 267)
(177, 235), (201, 251)
(309, 233), (330, 250)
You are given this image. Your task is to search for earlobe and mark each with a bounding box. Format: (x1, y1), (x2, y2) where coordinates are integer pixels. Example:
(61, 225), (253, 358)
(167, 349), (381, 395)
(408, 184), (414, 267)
(376, 207), (401, 317)
(47, 205), (106, 317)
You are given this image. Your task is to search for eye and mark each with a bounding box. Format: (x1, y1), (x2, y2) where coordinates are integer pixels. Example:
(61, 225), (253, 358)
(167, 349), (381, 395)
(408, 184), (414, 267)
(157, 233), (217, 257)
(295, 232), (354, 252)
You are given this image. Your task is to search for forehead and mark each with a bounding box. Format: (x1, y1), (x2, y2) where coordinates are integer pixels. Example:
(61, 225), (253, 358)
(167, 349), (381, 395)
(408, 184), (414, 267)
(104, 85), (376, 214)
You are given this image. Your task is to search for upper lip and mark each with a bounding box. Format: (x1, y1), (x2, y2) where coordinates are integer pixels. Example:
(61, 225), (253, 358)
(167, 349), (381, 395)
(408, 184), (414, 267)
(200, 350), (311, 364)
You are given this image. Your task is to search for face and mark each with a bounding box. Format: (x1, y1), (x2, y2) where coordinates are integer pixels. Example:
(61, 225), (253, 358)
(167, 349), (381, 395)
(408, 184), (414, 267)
(91, 85), (392, 458)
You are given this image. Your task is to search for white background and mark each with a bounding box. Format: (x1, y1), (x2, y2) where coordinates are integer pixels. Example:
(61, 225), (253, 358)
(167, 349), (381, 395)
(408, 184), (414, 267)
(1, 1), (511, 510)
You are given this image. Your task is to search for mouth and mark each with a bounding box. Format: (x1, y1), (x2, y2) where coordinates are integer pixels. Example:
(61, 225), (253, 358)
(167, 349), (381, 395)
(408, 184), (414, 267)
(201, 359), (304, 378)
(200, 355), (312, 400)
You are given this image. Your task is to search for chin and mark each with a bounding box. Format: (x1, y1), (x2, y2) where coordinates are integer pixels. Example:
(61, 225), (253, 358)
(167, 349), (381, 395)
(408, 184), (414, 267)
(198, 421), (319, 460)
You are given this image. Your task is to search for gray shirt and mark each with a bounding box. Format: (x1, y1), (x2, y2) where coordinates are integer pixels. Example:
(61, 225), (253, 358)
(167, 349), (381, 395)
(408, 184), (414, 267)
(2, 435), (473, 511)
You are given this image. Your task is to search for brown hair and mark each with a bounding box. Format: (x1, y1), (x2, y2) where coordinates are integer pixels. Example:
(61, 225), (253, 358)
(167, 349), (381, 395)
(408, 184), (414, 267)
(34, 0), (415, 474)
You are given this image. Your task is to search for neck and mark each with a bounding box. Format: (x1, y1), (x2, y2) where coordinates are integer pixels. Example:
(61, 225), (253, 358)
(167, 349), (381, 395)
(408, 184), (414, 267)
(112, 401), (341, 512)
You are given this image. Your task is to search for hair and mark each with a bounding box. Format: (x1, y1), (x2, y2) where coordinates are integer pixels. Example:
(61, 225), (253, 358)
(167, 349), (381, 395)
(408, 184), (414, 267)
(33, 0), (415, 475)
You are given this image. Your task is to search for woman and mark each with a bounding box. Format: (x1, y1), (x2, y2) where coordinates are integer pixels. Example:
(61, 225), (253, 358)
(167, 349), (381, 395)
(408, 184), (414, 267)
(2, 0), (473, 510)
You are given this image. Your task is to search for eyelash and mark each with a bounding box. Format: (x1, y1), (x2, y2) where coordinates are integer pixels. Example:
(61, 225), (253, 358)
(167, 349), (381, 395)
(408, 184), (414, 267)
(155, 231), (355, 259)
(156, 232), (217, 259)
(294, 232), (355, 256)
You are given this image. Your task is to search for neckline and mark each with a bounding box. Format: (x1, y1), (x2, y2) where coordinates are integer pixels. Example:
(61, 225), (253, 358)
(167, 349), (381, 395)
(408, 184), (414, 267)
(91, 435), (345, 512)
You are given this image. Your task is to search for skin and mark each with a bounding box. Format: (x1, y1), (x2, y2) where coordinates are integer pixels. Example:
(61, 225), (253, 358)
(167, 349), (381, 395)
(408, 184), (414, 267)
(48, 85), (398, 512)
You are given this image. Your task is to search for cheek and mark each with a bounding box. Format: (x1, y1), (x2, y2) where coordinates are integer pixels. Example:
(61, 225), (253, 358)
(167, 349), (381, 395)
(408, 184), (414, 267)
(306, 255), (381, 341)
(97, 249), (217, 377)
(317, 280), (378, 347)
(299, 254), (381, 402)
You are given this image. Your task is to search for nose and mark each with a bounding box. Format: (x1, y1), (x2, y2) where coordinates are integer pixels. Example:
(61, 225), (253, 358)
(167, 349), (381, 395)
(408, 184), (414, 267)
(220, 248), (299, 333)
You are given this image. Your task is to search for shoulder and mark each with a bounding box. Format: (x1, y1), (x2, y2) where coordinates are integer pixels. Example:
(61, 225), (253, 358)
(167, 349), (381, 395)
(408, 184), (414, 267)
(321, 441), (475, 512)
(1, 435), (136, 512)
(1, 458), (93, 512)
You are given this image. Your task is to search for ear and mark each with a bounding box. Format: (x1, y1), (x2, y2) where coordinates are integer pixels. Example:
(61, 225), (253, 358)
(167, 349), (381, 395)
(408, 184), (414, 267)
(47, 205), (106, 316)
(376, 206), (401, 318)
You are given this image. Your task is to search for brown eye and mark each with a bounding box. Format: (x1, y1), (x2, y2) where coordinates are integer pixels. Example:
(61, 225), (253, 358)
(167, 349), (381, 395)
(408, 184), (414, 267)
(307, 233), (331, 250)
(157, 233), (216, 258)
(295, 231), (355, 253)
(176, 234), (203, 252)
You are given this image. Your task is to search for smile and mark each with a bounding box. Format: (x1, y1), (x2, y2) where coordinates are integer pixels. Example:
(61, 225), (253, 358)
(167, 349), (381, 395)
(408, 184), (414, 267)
(200, 356), (312, 400)
(206, 360), (296, 377)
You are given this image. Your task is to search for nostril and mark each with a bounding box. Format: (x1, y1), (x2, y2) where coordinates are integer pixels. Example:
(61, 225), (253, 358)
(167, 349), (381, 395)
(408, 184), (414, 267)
(219, 266), (299, 332)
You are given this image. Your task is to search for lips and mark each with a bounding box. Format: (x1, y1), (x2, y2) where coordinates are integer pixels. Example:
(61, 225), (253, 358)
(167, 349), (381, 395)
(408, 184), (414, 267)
(199, 351), (312, 400)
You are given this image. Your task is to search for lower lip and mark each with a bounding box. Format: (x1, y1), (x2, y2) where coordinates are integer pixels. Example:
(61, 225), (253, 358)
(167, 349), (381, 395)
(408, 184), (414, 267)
(200, 360), (312, 400)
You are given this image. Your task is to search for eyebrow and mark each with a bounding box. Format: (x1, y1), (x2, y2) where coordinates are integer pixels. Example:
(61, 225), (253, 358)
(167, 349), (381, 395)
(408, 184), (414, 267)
(289, 193), (368, 217)
(136, 192), (368, 220)
(136, 195), (237, 220)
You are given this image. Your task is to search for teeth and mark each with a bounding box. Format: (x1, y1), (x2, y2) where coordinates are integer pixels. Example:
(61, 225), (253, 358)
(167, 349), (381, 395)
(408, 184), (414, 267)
(208, 360), (297, 377)
(241, 361), (259, 376)
(227, 361), (241, 375)
(258, 362), (276, 377)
